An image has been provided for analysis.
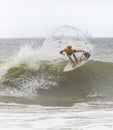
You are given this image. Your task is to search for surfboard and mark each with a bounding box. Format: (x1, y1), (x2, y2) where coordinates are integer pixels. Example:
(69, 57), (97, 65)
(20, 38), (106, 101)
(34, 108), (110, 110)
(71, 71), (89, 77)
(63, 52), (90, 72)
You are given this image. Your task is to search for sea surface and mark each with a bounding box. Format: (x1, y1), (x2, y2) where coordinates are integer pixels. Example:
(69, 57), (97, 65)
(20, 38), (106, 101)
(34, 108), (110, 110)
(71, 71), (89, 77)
(0, 36), (113, 129)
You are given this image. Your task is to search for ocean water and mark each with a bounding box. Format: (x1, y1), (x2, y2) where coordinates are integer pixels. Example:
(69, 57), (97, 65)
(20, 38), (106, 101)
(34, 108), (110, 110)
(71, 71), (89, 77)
(0, 37), (113, 129)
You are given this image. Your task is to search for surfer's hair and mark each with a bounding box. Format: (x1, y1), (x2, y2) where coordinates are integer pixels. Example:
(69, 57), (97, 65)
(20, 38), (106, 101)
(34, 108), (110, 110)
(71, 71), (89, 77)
(67, 45), (72, 48)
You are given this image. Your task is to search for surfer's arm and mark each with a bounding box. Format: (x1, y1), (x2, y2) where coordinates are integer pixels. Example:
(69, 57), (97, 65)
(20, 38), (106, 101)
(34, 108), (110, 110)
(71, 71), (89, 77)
(60, 50), (65, 55)
(75, 50), (85, 53)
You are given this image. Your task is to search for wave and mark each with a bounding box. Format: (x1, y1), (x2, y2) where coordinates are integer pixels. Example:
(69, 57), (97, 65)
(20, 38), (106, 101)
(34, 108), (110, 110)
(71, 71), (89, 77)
(0, 59), (113, 106)
(0, 32), (112, 106)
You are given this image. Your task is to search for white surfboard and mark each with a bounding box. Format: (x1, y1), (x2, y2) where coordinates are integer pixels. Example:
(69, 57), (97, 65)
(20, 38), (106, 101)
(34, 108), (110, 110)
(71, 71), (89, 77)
(63, 52), (90, 72)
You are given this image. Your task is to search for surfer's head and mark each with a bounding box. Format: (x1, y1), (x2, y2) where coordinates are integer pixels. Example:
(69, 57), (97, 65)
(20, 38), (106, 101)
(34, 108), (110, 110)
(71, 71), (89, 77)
(67, 45), (72, 49)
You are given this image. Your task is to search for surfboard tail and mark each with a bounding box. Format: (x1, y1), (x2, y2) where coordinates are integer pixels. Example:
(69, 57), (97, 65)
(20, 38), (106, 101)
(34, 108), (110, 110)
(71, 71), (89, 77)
(83, 52), (90, 59)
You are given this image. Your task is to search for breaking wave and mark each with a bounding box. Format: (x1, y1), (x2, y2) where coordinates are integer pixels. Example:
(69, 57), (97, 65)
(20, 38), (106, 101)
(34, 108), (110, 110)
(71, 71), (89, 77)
(0, 26), (112, 106)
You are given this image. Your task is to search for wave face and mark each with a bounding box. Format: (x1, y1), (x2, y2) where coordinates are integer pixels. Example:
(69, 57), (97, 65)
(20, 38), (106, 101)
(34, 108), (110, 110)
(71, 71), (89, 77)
(0, 27), (113, 106)
(0, 60), (113, 106)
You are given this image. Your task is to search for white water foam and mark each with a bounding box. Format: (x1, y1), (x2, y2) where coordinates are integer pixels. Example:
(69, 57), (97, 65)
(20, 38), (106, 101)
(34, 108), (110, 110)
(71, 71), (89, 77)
(0, 37), (93, 77)
(0, 103), (113, 130)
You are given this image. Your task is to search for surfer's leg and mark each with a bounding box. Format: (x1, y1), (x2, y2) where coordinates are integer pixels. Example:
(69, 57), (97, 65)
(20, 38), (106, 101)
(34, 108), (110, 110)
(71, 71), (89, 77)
(73, 54), (78, 64)
(67, 55), (75, 67)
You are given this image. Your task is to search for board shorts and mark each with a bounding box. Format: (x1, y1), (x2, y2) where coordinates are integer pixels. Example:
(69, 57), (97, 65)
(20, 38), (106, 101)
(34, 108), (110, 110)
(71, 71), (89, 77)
(67, 50), (76, 55)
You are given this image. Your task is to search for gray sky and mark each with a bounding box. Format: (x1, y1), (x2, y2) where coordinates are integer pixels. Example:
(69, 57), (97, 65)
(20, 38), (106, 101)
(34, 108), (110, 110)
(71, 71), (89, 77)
(0, 0), (113, 37)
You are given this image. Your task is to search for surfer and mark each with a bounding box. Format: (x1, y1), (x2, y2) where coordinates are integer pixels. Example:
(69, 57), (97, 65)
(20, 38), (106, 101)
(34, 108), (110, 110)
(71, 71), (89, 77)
(60, 45), (86, 67)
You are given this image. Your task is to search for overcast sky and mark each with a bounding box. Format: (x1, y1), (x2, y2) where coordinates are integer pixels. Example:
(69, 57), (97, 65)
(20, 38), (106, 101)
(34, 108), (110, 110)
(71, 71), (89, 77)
(0, 0), (113, 37)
